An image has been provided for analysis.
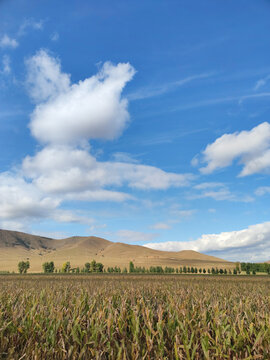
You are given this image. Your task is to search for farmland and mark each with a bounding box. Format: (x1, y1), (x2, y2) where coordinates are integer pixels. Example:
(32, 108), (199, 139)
(0, 275), (269, 359)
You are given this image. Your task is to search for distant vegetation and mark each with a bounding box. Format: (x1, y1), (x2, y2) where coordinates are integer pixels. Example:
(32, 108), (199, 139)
(17, 260), (30, 274)
(240, 262), (270, 274)
(0, 274), (269, 358)
(13, 260), (270, 275)
(42, 261), (55, 273)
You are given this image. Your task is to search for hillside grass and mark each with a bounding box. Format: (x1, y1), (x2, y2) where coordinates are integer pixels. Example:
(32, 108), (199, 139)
(0, 275), (269, 359)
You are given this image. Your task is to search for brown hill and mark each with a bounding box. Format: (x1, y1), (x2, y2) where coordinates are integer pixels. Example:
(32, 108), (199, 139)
(0, 229), (234, 272)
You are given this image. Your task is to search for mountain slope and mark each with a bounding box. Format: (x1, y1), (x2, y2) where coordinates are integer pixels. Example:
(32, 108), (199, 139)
(0, 229), (56, 249)
(0, 229), (233, 272)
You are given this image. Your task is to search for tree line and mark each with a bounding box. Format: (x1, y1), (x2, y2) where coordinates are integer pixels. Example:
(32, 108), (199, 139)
(129, 262), (236, 274)
(16, 260), (270, 275)
(42, 260), (104, 273)
(240, 262), (270, 275)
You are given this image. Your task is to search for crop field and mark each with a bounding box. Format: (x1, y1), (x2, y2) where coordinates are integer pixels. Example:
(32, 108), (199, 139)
(0, 275), (269, 359)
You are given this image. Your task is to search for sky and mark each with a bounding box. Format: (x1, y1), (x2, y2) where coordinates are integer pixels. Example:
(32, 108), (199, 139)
(0, 0), (270, 261)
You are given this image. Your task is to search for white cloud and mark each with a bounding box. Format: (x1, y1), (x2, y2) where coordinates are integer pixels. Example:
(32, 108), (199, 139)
(191, 182), (253, 202)
(171, 208), (196, 217)
(0, 34), (18, 49)
(1, 55), (11, 74)
(112, 152), (139, 163)
(23, 145), (192, 195)
(240, 149), (270, 176)
(65, 190), (133, 202)
(26, 50), (136, 145)
(0, 51), (193, 232)
(116, 229), (158, 243)
(0, 173), (60, 220)
(199, 189), (235, 201)
(200, 122), (270, 176)
(144, 221), (270, 262)
(105, 162), (192, 190)
(52, 210), (94, 225)
(255, 186), (270, 196)
(26, 50), (71, 103)
(194, 182), (224, 190)
(151, 222), (171, 230)
(0, 172), (97, 231)
(191, 155), (199, 167)
(0, 220), (29, 232)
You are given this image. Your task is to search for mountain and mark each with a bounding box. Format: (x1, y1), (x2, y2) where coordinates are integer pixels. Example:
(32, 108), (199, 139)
(0, 229), (233, 272)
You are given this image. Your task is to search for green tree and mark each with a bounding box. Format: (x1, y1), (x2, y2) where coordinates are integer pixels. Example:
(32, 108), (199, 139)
(96, 263), (104, 273)
(129, 261), (135, 273)
(90, 260), (97, 272)
(18, 261), (30, 274)
(62, 262), (71, 273)
(42, 261), (55, 273)
(84, 262), (90, 273)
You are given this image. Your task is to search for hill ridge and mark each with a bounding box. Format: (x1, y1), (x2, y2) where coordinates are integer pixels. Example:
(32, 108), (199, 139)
(0, 229), (233, 272)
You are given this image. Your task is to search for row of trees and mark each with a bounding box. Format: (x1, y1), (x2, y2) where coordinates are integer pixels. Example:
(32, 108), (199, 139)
(129, 262), (238, 274)
(17, 260), (270, 275)
(42, 260), (104, 273)
(240, 262), (270, 274)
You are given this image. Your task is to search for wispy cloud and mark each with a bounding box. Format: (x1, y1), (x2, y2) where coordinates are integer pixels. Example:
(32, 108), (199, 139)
(0, 35), (18, 49)
(18, 18), (44, 36)
(151, 222), (171, 230)
(136, 127), (208, 146)
(1, 55), (11, 74)
(50, 32), (59, 42)
(190, 182), (254, 203)
(255, 186), (270, 196)
(254, 74), (270, 91)
(116, 229), (158, 243)
(128, 72), (216, 101)
(172, 92), (270, 112)
(111, 152), (139, 163)
(0, 18), (44, 52)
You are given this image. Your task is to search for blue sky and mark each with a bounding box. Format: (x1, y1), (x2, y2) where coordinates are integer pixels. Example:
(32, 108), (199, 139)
(1, 0), (270, 261)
